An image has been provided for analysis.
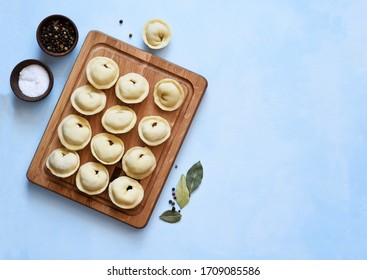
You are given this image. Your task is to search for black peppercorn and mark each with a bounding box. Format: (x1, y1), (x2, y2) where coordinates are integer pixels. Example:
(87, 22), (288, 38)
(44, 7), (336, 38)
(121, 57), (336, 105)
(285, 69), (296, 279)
(119, 19), (123, 24)
(40, 18), (76, 54)
(129, 33), (133, 38)
(172, 207), (176, 211)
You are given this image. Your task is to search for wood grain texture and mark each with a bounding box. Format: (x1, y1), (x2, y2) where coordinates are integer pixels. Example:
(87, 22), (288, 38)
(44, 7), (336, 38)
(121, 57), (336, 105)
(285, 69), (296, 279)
(27, 30), (207, 228)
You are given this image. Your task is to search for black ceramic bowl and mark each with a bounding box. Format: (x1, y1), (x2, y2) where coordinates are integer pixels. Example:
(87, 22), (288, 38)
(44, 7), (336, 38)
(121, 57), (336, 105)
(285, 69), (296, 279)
(36, 14), (78, 57)
(10, 59), (54, 102)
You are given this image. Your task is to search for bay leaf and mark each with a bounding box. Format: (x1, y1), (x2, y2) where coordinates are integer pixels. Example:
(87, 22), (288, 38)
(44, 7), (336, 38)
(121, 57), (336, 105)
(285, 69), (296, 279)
(186, 161), (203, 194)
(176, 174), (190, 209)
(159, 210), (182, 223)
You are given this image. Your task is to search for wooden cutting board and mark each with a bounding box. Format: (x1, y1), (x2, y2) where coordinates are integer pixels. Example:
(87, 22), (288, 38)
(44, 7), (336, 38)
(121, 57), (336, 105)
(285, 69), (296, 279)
(27, 30), (207, 228)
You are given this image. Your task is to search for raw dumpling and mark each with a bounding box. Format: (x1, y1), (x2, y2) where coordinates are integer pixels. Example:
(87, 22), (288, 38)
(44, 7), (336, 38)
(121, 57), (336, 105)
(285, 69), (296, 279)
(70, 84), (106, 115)
(86, 56), (119, 89)
(153, 78), (185, 111)
(142, 19), (172, 49)
(57, 114), (92, 151)
(109, 176), (144, 209)
(101, 105), (137, 134)
(115, 73), (149, 104)
(76, 162), (109, 195)
(138, 116), (171, 146)
(122, 146), (156, 180)
(46, 147), (80, 178)
(91, 133), (124, 165)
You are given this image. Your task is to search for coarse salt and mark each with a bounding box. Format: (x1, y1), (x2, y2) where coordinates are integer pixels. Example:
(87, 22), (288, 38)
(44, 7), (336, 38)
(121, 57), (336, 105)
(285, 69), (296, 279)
(18, 64), (50, 97)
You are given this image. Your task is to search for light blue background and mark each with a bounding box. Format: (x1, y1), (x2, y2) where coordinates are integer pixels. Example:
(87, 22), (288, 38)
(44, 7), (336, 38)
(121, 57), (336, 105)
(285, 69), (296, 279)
(1, 0), (367, 259)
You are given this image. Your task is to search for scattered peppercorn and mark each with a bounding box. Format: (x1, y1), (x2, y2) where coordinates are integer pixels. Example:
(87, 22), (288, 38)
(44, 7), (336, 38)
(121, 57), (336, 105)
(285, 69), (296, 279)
(172, 207), (176, 211)
(175, 165), (178, 169)
(129, 33), (133, 38)
(172, 188), (175, 191)
(40, 19), (76, 53)
(119, 19), (123, 24)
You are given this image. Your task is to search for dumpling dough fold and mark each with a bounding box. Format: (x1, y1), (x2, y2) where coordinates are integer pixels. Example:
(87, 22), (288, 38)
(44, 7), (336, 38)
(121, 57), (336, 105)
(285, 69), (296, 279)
(101, 105), (137, 134)
(122, 146), (156, 180)
(142, 19), (172, 49)
(138, 116), (171, 146)
(86, 56), (119, 89)
(57, 114), (92, 151)
(115, 73), (149, 104)
(46, 147), (80, 178)
(71, 84), (106, 115)
(91, 133), (125, 165)
(109, 176), (144, 209)
(76, 162), (109, 195)
(153, 78), (185, 111)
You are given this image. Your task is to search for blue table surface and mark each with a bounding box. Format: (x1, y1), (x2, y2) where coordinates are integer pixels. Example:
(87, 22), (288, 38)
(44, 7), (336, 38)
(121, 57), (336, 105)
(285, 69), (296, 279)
(1, 0), (367, 260)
